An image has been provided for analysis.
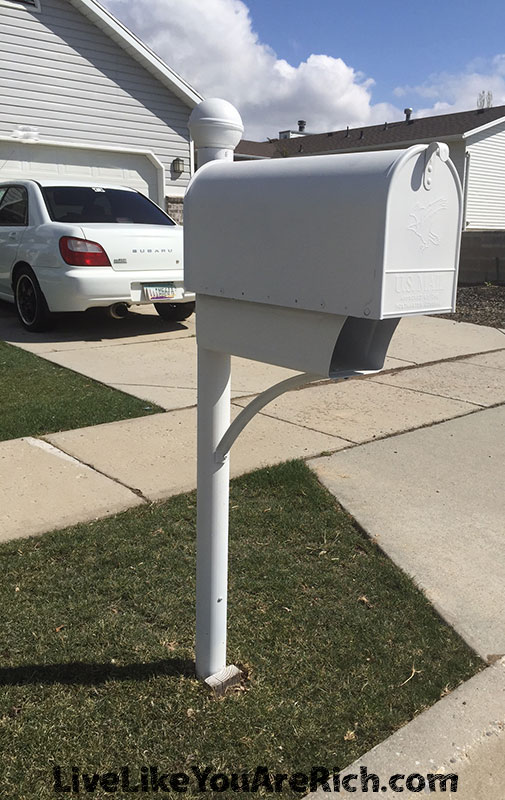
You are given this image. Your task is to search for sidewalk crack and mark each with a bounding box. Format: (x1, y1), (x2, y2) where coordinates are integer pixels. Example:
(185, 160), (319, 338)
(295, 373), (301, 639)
(27, 332), (196, 355)
(368, 380), (487, 407)
(32, 437), (150, 503)
(230, 404), (358, 445)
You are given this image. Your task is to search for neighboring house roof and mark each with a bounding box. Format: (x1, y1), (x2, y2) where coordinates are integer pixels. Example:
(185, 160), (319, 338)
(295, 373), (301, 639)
(235, 139), (276, 158)
(238, 105), (505, 159)
(68, 0), (203, 108)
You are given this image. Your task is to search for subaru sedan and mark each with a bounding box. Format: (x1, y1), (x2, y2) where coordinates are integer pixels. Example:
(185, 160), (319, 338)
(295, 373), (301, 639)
(0, 180), (195, 331)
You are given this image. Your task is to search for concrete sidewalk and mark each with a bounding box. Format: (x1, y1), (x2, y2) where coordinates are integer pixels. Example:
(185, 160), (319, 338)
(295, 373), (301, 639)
(311, 405), (505, 663)
(0, 314), (504, 543)
(309, 402), (505, 797)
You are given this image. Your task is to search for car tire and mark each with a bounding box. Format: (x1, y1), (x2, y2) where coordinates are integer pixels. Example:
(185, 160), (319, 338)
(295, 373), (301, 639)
(14, 267), (54, 332)
(154, 301), (195, 322)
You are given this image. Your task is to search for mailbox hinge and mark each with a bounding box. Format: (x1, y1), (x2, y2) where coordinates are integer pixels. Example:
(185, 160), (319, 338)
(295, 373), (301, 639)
(423, 141), (450, 191)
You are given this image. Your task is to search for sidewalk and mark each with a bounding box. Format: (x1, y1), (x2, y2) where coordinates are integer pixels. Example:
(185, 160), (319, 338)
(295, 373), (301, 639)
(1, 315), (504, 542)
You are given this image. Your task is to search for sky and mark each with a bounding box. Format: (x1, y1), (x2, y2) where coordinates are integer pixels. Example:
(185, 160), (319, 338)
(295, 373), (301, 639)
(104, 0), (505, 140)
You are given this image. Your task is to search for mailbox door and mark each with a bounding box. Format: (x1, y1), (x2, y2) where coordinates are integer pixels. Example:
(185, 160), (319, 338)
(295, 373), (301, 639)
(382, 146), (463, 318)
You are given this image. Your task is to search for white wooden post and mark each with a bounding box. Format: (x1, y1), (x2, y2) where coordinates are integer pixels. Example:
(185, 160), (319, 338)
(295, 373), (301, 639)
(189, 99), (244, 685)
(195, 346), (231, 679)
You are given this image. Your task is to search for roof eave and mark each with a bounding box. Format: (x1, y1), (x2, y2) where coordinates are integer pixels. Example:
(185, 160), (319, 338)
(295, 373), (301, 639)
(68, 0), (203, 108)
(462, 115), (505, 140)
(235, 153), (271, 160)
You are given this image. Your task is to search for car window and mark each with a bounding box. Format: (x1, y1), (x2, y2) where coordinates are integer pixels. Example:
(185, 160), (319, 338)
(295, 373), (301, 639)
(41, 187), (175, 226)
(0, 186), (28, 226)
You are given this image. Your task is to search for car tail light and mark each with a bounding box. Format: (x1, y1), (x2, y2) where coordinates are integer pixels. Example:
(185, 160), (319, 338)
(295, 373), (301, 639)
(59, 237), (111, 266)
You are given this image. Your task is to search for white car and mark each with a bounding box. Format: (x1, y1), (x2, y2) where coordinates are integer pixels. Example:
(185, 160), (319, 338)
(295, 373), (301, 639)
(0, 180), (195, 331)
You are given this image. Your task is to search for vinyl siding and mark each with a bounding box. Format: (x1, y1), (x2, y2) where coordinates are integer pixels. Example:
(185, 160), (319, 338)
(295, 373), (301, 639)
(465, 127), (505, 230)
(0, 0), (192, 195)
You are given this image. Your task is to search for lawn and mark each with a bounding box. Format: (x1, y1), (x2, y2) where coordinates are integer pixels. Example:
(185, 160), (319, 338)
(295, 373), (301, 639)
(0, 461), (481, 799)
(0, 341), (162, 441)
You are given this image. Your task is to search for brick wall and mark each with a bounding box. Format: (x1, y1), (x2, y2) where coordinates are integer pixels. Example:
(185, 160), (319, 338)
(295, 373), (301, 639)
(459, 231), (505, 285)
(165, 196), (184, 225)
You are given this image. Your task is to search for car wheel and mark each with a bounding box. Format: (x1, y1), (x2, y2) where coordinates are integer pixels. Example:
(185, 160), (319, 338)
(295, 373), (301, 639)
(14, 268), (53, 332)
(154, 301), (195, 322)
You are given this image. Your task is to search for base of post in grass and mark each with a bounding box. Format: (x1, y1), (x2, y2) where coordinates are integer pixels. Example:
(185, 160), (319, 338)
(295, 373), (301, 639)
(204, 665), (242, 697)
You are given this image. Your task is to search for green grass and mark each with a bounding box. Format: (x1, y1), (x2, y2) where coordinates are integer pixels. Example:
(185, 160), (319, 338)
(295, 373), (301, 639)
(0, 461), (481, 799)
(0, 341), (162, 441)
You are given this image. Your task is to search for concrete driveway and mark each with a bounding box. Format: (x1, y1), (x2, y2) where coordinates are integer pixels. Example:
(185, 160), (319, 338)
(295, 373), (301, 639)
(0, 300), (301, 410)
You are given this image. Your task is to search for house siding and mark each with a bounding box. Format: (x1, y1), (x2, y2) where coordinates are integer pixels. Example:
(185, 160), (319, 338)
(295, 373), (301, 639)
(465, 126), (505, 230)
(0, 0), (192, 196)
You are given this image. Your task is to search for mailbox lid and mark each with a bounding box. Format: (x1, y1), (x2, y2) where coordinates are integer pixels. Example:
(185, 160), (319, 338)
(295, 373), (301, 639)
(184, 145), (462, 319)
(185, 149), (401, 319)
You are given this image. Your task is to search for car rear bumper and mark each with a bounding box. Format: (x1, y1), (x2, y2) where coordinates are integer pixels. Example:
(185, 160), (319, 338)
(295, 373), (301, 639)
(36, 267), (196, 312)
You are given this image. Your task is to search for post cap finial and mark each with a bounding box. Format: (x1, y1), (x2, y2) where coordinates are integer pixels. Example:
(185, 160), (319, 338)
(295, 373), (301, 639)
(189, 98), (244, 151)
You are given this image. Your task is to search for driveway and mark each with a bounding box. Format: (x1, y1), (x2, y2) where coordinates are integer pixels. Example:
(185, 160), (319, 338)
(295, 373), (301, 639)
(0, 300), (301, 410)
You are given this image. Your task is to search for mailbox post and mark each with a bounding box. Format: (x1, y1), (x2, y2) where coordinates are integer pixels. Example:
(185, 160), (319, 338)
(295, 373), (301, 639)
(189, 100), (245, 683)
(187, 99), (463, 690)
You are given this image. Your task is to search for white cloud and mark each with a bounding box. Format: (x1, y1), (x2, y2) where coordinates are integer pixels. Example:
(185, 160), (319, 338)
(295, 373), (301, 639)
(103, 0), (401, 139)
(103, 0), (505, 138)
(395, 57), (505, 118)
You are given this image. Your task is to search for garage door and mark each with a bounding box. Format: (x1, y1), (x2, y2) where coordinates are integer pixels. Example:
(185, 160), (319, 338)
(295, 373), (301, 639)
(0, 139), (163, 202)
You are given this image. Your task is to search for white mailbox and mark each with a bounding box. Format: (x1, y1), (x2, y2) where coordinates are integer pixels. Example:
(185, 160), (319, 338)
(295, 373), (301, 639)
(185, 143), (462, 319)
(187, 100), (464, 686)
(184, 143), (463, 377)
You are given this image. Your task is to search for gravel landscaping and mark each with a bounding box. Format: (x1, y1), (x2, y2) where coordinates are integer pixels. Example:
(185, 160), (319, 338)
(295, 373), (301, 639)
(440, 284), (505, 328)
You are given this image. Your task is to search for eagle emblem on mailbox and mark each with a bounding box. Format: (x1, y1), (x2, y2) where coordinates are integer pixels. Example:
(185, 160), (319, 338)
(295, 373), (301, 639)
(408, 198), (448, 251)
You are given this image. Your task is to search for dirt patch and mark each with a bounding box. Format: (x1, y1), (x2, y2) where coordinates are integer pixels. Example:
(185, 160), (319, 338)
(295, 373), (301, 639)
(439, 285), (505, 329)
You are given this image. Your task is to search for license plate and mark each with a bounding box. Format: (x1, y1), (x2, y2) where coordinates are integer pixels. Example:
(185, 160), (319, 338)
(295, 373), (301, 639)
(144, 284), (176, 300)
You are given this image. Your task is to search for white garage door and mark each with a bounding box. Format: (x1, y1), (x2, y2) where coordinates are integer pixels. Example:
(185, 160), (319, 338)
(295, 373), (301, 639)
(0, 139), (163, 202)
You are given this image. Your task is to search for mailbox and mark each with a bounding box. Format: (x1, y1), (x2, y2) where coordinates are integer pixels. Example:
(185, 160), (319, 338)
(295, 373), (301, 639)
(184, 143), (463, 378)
(188, 103), (464, 686)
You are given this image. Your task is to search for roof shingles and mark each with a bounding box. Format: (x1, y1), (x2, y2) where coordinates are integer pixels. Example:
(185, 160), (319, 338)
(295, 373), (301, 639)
(238, 105), (505, 159)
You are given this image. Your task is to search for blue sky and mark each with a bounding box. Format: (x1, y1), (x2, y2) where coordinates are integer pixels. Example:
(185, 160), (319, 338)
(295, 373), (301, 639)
(106, 0), (505, 139)
(244, 0), (505, 105)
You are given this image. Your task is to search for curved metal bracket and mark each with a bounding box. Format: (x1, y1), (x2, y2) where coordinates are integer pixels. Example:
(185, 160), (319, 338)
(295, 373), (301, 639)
(214, 369), (362, 464)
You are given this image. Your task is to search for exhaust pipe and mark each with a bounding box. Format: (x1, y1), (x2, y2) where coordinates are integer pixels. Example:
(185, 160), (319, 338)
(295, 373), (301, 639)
(109, 302), (130, 319)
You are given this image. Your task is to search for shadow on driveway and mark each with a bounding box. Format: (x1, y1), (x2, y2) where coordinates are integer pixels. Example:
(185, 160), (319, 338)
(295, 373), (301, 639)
(0, 300), (189, 346)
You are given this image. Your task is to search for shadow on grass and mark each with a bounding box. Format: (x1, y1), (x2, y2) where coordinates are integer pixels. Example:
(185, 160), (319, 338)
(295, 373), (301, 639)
(0, 658), (195, 686)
